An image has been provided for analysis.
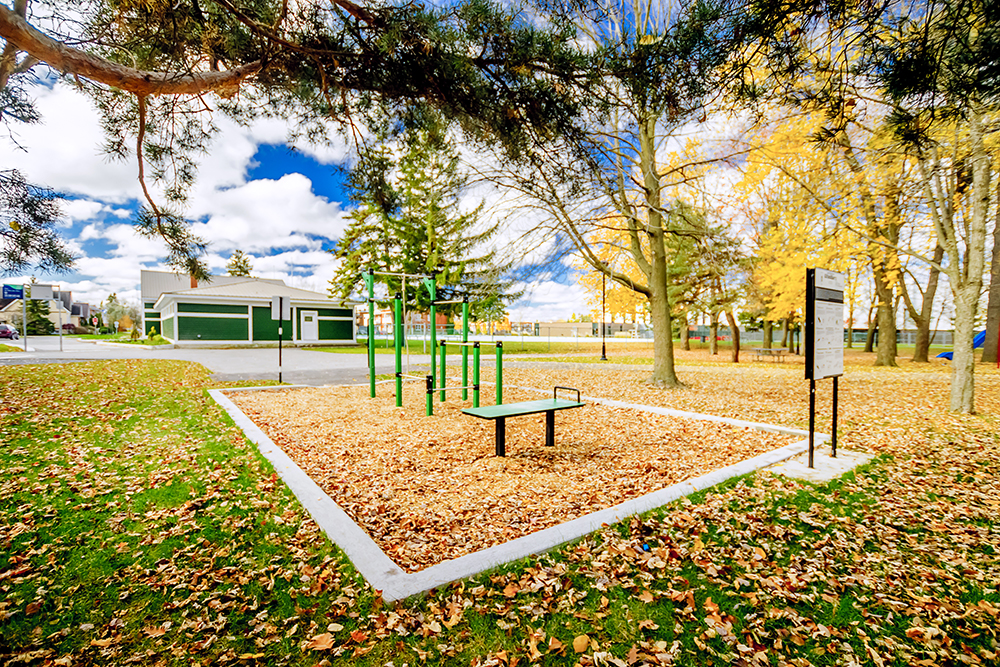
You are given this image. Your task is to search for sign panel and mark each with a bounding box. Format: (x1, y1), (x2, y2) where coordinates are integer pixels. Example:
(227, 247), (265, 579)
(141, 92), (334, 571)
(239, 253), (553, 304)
(29, 284), (54, 300)
(271, 296), (292, 321)
(805, 268), (845, 380)
(2, 284), (23, 299)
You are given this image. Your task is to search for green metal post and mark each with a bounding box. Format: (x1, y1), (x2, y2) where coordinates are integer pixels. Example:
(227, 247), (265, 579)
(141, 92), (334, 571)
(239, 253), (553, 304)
(462, 297), (469, 400)
(439, 340), (447, 402)
(473, 342), (480, 408)
(366, 269), (375, 398)
(394, 293), (402, 407)
(495, 341), (503, 405)
(424, 275), (437, 395)
(426, 375), (433, 416)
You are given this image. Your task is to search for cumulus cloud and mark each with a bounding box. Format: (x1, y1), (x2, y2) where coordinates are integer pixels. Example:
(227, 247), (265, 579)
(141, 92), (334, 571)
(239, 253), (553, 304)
(188, 174), (350, 252)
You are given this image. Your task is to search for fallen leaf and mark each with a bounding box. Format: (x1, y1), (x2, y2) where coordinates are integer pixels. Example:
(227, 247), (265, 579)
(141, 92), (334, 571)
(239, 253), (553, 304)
(573, 634), (590, 653)
(637, 590), (654, 603)
(305, 633), (335, 650)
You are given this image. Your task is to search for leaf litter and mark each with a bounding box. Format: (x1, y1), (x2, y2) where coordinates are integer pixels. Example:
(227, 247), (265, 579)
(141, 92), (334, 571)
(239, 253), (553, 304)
(230, 382), (796, 571)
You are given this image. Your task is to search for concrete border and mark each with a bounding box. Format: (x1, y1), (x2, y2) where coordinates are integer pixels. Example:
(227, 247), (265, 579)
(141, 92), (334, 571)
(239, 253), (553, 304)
(209, 385), (814, 602)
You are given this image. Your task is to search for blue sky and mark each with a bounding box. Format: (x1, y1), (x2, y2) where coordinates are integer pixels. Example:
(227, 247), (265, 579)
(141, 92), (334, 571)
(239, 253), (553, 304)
(1, 82), (588, 321)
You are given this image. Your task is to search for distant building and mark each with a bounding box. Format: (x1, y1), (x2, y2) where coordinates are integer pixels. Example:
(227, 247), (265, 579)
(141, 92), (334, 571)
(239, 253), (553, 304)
(141, 270), (358, 345)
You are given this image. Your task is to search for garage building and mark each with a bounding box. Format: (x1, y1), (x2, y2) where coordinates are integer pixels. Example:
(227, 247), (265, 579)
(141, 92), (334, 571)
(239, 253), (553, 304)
(151, 280), (357, 345)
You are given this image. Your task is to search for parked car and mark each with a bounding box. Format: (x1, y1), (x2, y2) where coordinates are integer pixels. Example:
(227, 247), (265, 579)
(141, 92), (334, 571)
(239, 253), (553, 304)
(0, 324), (19, 340)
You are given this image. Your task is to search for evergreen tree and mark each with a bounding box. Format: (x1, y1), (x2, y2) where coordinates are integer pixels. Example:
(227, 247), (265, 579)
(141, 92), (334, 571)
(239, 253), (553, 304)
(330, 111), (519, 319)
(26, 283), (54, 335)
(226, 250), (254, 277)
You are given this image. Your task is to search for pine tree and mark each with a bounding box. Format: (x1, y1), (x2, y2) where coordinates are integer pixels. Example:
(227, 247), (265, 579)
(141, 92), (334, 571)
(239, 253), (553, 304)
(330, 112), (518, 318)
(226, 250), (254, 277)
(26, 283), (54, 335)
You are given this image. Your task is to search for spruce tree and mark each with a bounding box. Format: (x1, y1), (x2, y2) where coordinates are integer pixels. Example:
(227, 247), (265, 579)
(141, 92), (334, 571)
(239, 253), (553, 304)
(226, 250), (254, 277)
(330, 112), (518, 319)
(26, 284), (54, 335)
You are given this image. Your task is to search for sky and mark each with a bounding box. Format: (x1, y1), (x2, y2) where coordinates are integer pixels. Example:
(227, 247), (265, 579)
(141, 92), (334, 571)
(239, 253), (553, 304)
(0, 82), (590, 322)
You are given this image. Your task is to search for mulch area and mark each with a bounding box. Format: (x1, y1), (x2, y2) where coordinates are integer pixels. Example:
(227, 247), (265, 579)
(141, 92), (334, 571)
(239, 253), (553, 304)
(230, 382), (797, 571)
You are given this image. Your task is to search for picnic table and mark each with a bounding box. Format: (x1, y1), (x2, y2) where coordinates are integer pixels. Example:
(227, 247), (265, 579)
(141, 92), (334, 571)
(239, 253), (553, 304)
(462, 387), (585, 457)
(752, 347), (789, 362)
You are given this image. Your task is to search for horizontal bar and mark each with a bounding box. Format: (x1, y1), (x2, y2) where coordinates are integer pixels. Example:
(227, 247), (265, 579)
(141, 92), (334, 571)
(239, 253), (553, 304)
(398, 374), (426, 381)
(439, 341), (479, 347)
(373, 271), (430, 278)
(434, 299), (463, 304)
(435, 384), (477, 392)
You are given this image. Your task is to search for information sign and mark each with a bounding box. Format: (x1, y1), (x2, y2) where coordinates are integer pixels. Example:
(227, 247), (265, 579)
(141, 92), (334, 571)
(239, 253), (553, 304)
(2, 284), (23, 299)
(805, 268), (844, 380)
(271, 296), (291, 321)
(30, 284), (54, 300)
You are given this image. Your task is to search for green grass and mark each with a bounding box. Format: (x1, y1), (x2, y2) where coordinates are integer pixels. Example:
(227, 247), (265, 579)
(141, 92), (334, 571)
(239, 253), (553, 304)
(0, 343), (20, 352)
(1, 360), (997, 666)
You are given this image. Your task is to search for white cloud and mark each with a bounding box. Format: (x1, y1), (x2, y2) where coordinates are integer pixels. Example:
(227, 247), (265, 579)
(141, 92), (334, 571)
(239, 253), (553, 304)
(188, 174), (350, 252)
(61, 199), (107, 225)
(0, 85), (140, 202)
(509, 278), (588, 322)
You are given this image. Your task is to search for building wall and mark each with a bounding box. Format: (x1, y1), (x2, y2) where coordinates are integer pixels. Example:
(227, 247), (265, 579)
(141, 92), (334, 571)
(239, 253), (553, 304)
(144, 301), (161, 336)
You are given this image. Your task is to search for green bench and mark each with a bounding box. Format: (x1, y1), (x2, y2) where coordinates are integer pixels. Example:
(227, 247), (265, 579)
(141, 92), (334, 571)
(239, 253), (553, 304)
(462, 387), (585, 457)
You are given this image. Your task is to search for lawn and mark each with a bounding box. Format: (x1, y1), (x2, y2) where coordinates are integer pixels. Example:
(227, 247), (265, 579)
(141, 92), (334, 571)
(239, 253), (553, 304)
(0, 344), (20, 352)
(1, 359), (997, 666)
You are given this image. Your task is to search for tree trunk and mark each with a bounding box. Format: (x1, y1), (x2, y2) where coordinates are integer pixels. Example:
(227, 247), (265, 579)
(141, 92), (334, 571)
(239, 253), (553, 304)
(763, 320), (773, 349)
(679, 312), (690, 351)
(874, 292), (897, 366)
(864, 303), (876, 353)
(640, 115), (680, 387)
(909, 245), (945, 363)
(709, 312), (719, 355)
(948, 108), (991, 413)
(780, 319), (789, 348)
(725, 309), (740, 363)
(983, 185), (1000, 364)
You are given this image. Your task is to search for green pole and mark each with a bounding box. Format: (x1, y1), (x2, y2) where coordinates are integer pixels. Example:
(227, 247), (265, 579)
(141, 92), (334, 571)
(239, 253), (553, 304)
(394, 292), (402, 407)
(495, 341), (503, 405)
(439, 340), (447, 402)
(366, 269), (375, 398)
(462, 297), (469, 401)
(473, 342), (480, 408)
(426, 374), (433, 417)
(424, 275), (437, 395)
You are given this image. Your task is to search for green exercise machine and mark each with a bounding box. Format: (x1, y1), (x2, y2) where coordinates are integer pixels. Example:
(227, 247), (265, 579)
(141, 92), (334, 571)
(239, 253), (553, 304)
(362, 268), (504, 416)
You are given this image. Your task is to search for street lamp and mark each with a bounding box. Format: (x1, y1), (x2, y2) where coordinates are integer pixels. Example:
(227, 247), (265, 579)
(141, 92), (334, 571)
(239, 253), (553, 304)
(600, 266), (608, 361)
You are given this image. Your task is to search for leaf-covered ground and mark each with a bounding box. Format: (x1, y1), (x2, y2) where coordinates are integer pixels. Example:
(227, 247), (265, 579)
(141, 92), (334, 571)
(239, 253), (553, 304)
(1, 359), (998, 667)
(230, 385), (795, 571)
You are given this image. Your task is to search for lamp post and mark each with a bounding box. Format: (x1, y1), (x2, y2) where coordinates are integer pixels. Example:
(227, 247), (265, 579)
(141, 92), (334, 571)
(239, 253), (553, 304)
(600, 267), (608, 361)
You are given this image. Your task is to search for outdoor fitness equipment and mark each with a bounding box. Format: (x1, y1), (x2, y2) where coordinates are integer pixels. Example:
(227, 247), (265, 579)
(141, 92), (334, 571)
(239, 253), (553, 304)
(363, 269), (504, 415)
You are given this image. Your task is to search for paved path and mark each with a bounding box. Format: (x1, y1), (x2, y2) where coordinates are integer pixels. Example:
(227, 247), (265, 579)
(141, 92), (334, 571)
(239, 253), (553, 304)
(0, 337), (434, 386)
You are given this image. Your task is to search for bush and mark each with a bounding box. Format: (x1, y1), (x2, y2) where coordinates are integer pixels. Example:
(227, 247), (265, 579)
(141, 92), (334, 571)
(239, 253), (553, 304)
(99, 327), (112, 335)
(73, 325), (90, 335)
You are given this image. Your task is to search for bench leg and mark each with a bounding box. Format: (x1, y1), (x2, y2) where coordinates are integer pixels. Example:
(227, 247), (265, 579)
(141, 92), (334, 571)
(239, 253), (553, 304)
(496, 417), (506, 457)
(545, 410), (555, 447)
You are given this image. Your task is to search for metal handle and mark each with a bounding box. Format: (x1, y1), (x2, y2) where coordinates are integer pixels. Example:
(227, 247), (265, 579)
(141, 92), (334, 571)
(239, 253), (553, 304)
(554, 386), (581, 402)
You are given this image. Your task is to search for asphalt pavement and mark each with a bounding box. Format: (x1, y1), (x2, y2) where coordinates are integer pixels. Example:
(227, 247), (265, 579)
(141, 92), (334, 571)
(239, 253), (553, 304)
(0, 336), (435, 386)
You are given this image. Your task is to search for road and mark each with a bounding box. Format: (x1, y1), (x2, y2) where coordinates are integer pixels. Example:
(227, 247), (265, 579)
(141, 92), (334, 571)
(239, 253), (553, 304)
(0, 336), (434, 386)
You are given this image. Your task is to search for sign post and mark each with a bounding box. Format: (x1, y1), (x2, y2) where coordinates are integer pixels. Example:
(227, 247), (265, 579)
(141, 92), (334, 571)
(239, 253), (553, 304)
(3, 285), (25, 348)
(805, 268), (845, 468)
(271, 296), (291, 383)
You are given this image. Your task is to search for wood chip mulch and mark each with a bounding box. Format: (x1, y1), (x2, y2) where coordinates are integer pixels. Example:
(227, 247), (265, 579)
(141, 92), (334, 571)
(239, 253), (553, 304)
(230, 383), (798, 572)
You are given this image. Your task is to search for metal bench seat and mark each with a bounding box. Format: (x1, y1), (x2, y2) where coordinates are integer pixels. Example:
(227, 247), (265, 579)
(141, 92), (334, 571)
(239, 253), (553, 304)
(462, 387), (585, 457)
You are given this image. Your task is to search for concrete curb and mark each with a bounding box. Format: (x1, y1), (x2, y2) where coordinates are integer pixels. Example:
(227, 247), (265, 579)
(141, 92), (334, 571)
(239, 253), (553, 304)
(506, 384), (813, 437)
(94, 341), (175, 350)
(209, 385), (813, 602)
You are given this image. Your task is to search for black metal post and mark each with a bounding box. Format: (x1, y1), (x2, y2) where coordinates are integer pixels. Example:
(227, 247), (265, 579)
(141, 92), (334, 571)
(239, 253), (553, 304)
(545, 411), (555, 447)
(496, 418), (506, 457)
(600, 270), (607, 361)
(808, 379), (816, 468)
(832, 376), (838, 458)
